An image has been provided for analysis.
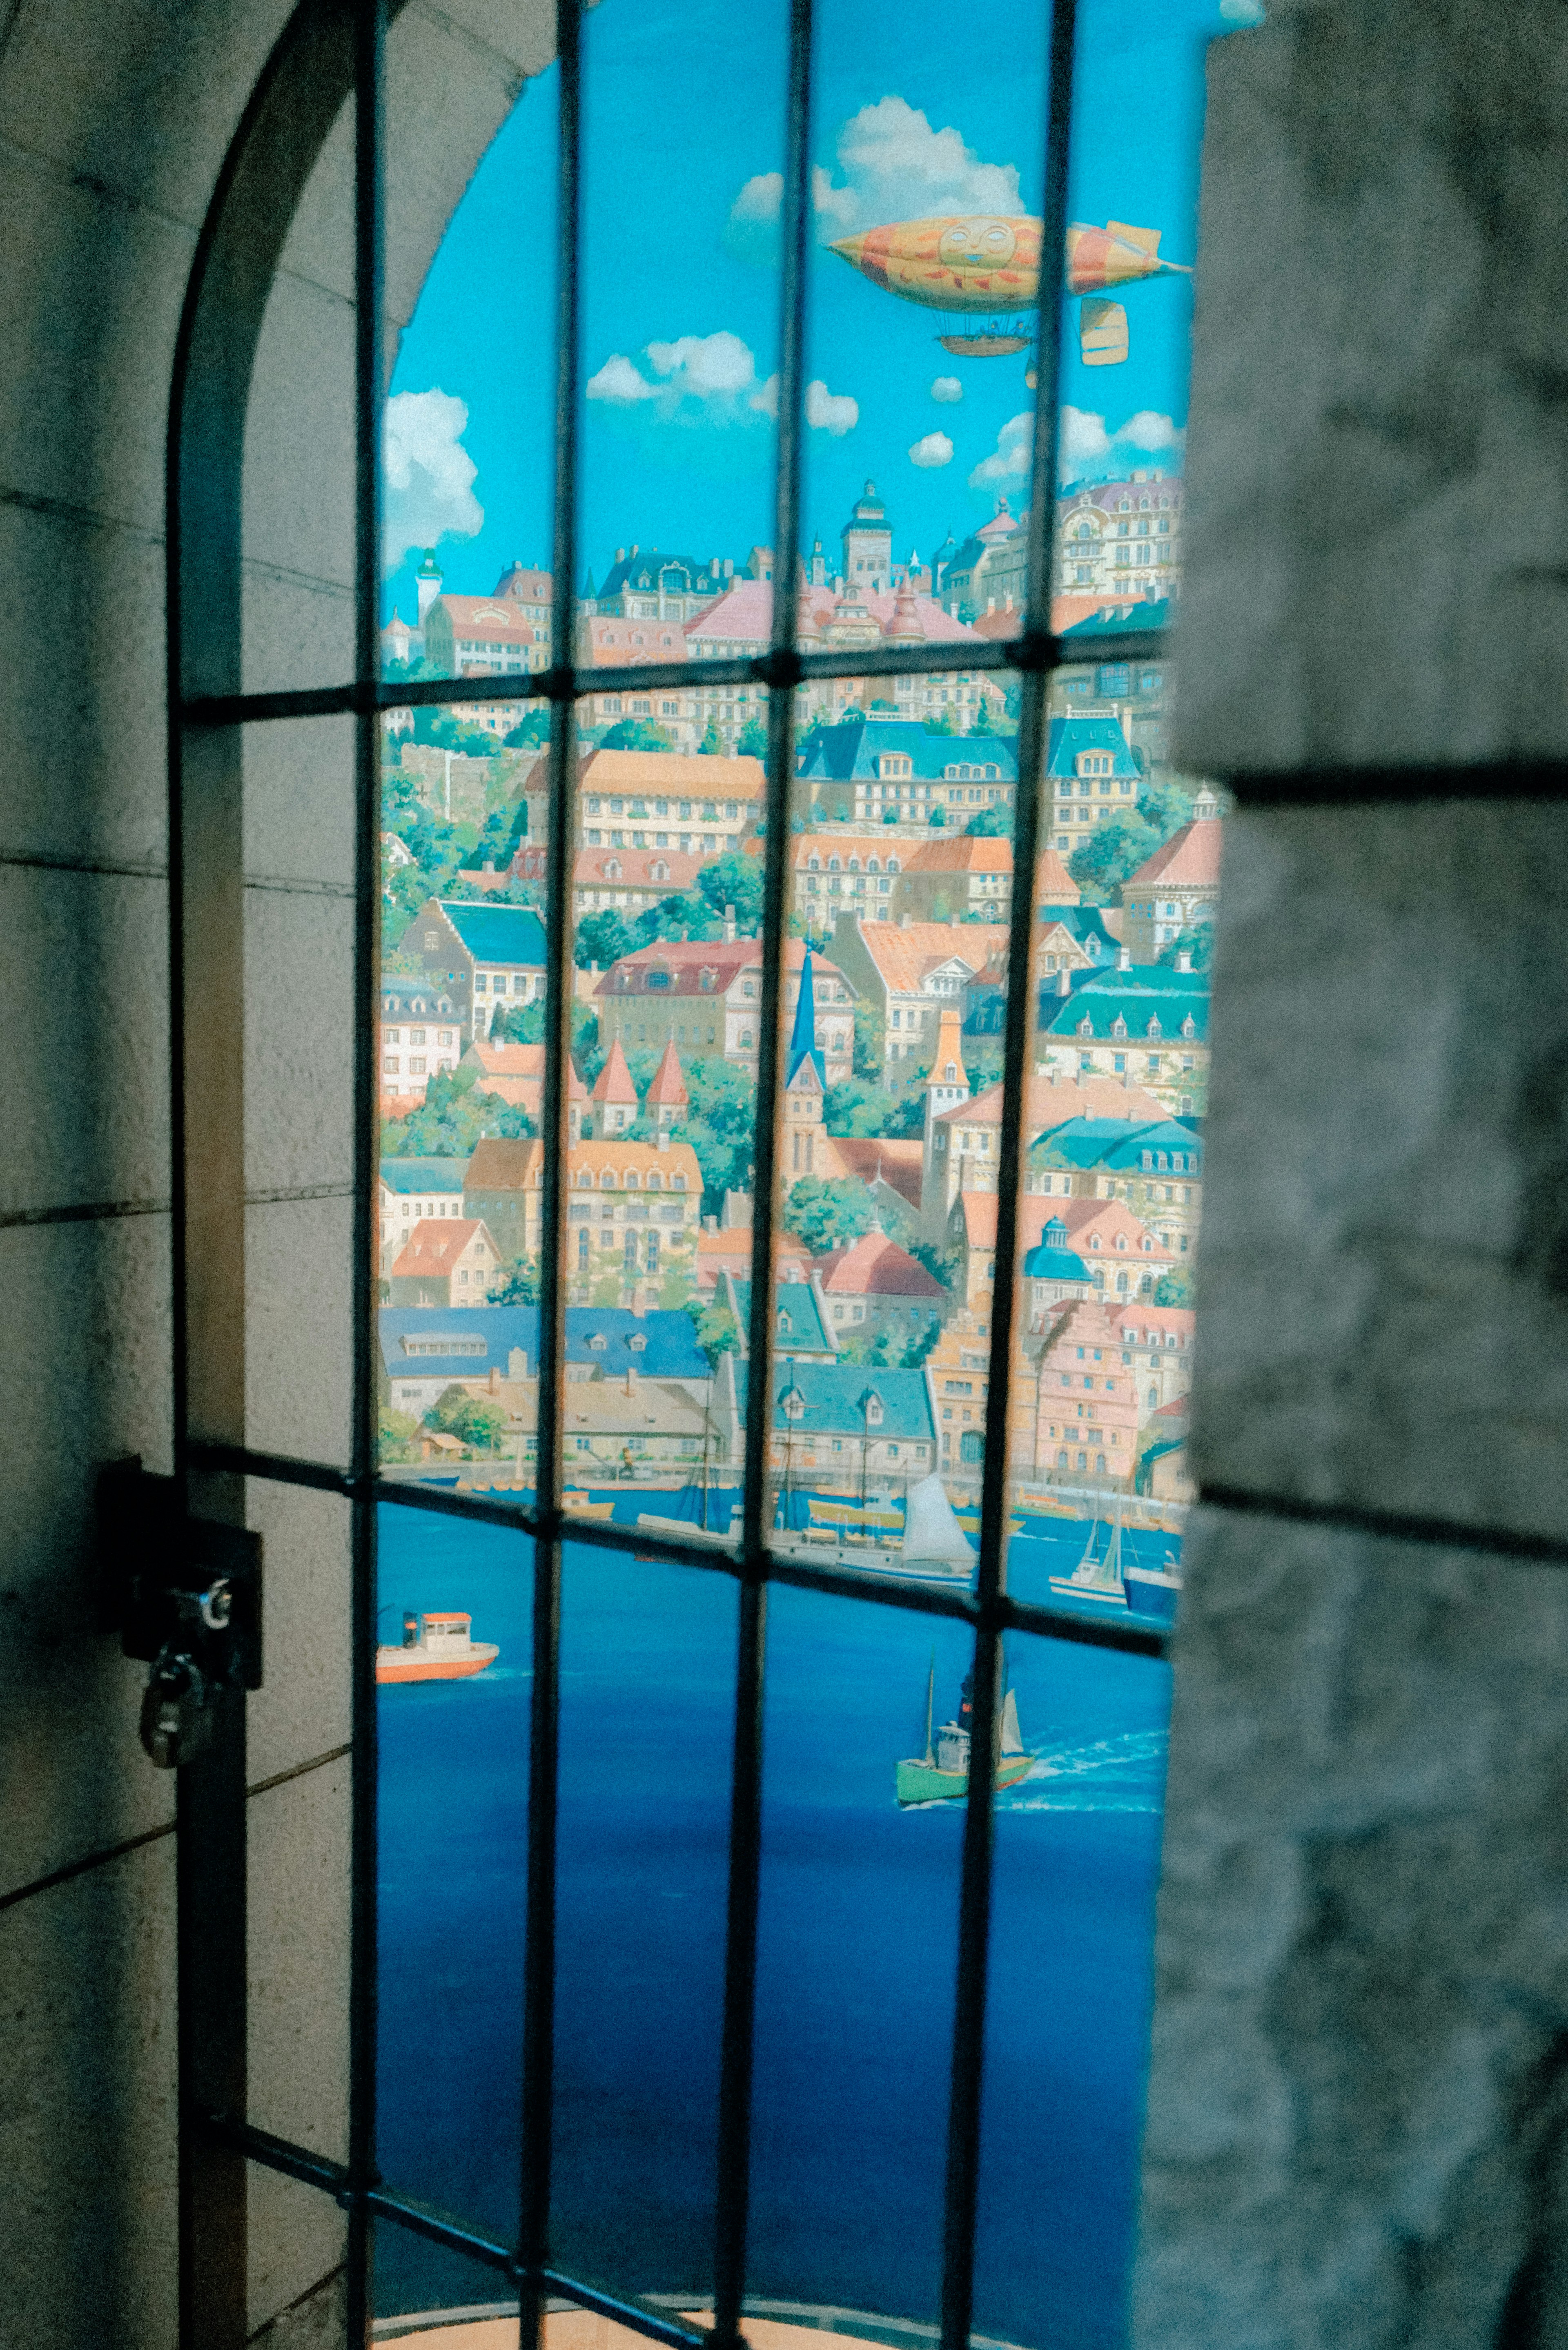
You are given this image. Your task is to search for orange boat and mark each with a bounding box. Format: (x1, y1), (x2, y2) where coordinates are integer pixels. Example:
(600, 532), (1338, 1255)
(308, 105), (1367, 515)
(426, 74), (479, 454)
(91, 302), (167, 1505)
(376, 1610), (499, 1685)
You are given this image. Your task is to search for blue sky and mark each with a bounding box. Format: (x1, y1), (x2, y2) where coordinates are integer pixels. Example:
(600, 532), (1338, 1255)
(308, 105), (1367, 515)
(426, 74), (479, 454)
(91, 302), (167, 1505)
(383, 0), (1258, 622)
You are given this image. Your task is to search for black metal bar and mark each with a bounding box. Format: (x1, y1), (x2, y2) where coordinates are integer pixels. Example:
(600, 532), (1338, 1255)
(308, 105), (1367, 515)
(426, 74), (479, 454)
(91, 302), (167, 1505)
(200, 2116), (711, 2349)
(350, 2), (388, 2340)
(514, 9), (583, 2346)
(940, 8), (1080, 2349)
(713, 8), (815, 2337)
(180, 627), (1170, 726)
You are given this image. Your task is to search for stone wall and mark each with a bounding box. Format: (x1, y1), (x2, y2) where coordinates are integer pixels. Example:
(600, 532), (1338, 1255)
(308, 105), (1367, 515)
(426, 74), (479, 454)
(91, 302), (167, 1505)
(0, 4), (550, 2343)
(1136, 4), (1568, 2343)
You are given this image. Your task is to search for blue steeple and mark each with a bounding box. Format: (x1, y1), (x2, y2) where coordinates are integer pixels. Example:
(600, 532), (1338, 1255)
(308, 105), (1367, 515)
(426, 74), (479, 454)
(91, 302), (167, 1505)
(786, 950), (826, 1090)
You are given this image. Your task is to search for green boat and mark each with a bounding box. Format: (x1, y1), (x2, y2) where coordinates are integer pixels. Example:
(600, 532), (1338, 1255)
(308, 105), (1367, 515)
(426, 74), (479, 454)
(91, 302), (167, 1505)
(896, 1657), (1033, 1806)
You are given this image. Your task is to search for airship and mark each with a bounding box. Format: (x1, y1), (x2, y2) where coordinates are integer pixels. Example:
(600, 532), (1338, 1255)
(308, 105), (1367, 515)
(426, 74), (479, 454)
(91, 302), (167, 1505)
(828, 215), (1190, 366)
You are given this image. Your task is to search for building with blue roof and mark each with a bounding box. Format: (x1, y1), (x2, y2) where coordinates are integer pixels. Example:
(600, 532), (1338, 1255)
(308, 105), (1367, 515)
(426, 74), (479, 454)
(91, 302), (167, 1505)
(714, 1354), (938, 1487)
(1043, 712), (1143, 860)
(380, 1304), (712, 1416)
(378, 1157), (470, 1272)
(724, 1275), (838, 1360)
(796, 713), (1016, 828)
(1028, 1115), (1202, 1258)
(408, 895), (550, 1043)
(1020, 1217), (1097, 1313)
(1037, 951), (1208, 1117)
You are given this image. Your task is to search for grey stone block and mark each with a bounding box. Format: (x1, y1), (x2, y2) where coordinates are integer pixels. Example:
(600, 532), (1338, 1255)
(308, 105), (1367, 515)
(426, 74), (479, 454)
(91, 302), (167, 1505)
(1176, 0), (1568, 777)
(245, 885), (355, 1200)
(1134, 1503), (1568, 2350)
(0, 1212), (174, 1902)
(0, 1837), (178, 2350)
(245, 1480), (352, 1790)
(245, 716), (358, 896)
(0, 863), (169, 1219)
(1193, 796), (1568, 1542)
(247, 1757), (351, 2167)
(246, 1192), (354, 1469)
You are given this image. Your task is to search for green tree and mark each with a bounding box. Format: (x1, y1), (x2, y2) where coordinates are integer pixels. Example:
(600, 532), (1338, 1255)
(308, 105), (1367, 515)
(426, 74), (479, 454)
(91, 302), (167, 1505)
(685, 1297), (741, 1368)
(836, 1323), (895, 1366)
(903, 1235), (957, 1291)
(410, 707), (497, 759)
(736, 716), (769, 758)
(968, 702), (995, 737)
(882, 808), (903, 825)
(378, 1405), (420, 1462)
(382, 1063), (536, 1156)
(696, 850), (764, 932)
(1137, 779), (1195, 840)
(924, 708), (958, 736)
(1067, 812), (1162, 903)
(488, 999), (545, 1044)
(928, 804), (947, 827)
(851, 1003), (885, 1081)
(964, 805), (1013, 838)
(899, 1318), (944, 1370)
(574, 906), (641, 970)
(1151, 1269), (1194, 1308)
(1157, 923), (1214, 973)
(697, 717), (724, 755)
(426, 1384), (508, 1451)
(502, 707), (550, 749)
(488, 1254), (541, 1304)
(782, 1175), (877, 1254)
(599, 717), (675, 751)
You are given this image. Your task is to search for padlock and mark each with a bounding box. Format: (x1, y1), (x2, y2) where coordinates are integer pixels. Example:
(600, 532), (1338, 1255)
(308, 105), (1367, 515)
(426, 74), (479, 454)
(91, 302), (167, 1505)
(139, 1647), (217, 1769)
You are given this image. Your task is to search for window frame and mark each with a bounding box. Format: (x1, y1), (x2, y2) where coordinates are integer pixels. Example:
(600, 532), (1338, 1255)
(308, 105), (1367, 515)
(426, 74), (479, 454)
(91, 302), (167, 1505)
(166, 0), (1173, 2346)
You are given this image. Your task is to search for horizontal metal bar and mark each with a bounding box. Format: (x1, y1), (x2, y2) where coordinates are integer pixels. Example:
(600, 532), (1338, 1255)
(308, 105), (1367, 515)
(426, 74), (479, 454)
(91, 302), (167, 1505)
(180, 628), (1170, 727)
(1200, 1479), (1568, 1568)
(202, 2114), (708, 2350)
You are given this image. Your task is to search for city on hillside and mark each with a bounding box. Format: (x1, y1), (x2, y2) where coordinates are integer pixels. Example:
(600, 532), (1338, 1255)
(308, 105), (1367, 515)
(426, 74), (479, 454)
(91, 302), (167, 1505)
(376, 473), (1217, 1548)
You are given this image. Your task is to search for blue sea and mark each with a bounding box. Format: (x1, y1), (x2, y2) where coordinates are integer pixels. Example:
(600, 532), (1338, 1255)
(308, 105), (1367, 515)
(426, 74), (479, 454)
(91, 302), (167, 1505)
(375, 1498), (1171, 2350)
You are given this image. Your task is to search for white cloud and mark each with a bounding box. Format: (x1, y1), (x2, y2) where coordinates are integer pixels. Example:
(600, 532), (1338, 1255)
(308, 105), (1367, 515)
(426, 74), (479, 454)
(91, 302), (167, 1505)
(586, 338), (855, 437)
(813, 96), (1022, 239)
(969, 405), (1185, 491)
(909, 431), (953, 468)
(969, 411), (1034, 488)
(724, 171), (783, 262)
(806, 379), (859, 436)
(587, 331), (769, 424)
(930, 375), (963, 404)
(382, 389), (482, 569)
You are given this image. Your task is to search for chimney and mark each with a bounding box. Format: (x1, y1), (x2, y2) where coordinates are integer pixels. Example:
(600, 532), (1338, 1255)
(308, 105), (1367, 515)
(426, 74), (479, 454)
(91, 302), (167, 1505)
(508, 1348), (529, 1380)
(724, 903), (736, 941)
(899, 911), (911, 929)
(625, 1365), (638, 1395)
(488, 1366), (500, 1392)
(1117, 945), (1132, 971)
(657, 1129), (670, 1151)
(1176, 949), (1192, 973)
(1056, 967), (1070, 996)
(615, 546), (626, 562)
(1120, 706), (1135, 748)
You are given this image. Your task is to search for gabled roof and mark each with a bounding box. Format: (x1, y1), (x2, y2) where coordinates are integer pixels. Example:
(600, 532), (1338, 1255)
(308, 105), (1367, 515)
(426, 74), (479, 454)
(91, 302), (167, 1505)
(813, 1230), (947, 1298)
(905, 837), (1013, 875)
(684, 579), (773, 644)
(644, 1039), (689, 1108)
(1028, 1116), (1202, 1173)
(746, 1362), (936, 1441)
(580, 747), (766, 797)
(434, 900), (548, 965)
(390, 1218), (490, 1277)
(829, 1137), (923, 1208)
(380, 1157), (469, 1194)
(728, 1278), (834, 1356)
(849, 919), (1006, 996)
(597, 935), (848, 1001)
(592, 1038), (638, 1104)
(428, 596), (537, 639)
(1126, 812), (1224, 891)
(1054, 1197), (1173, 1261)
(575, 847), (708, 890)
(1032, 847), (1079, 902)
(464, 1040), (544, 1080)
(1038, 962), (1209, 1044)
(798, 714), (1018, 785)
(1042, 716), (1142, 780)
(464, 1137), (543, 1189)
(381, 974), (460, 1013)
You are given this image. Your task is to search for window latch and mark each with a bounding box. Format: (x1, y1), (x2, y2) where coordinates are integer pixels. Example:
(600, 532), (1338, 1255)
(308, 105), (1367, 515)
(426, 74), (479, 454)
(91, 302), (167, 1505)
(99, 1459), (263, 1769)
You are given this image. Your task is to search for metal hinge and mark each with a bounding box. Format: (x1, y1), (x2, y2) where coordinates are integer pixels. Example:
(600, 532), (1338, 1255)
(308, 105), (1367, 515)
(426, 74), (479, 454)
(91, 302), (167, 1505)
(99, 1459), (263, 1768)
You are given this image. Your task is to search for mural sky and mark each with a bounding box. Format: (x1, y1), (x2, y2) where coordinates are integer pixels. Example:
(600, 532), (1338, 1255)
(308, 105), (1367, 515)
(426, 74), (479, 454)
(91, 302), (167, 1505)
(382, 0), (1260, 623)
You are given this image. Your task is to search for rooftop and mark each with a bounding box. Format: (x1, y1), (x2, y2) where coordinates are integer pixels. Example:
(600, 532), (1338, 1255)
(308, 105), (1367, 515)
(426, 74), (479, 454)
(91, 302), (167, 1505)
(434, 900), (549, 966)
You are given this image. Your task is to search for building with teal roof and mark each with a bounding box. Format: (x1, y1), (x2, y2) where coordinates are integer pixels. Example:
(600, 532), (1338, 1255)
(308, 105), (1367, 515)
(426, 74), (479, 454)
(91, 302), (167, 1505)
(407, 894), (550, 1042)
(723, 1275), (837, 1361)
(1028, 1117), (1203, 1257)
(1037, 953), (1209, 1116)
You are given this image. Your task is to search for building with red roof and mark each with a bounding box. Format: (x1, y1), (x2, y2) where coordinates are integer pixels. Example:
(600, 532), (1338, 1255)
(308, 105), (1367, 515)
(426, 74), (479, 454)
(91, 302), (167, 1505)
(387, 1218), (503, 1309)
(894, 835), (1013, 925)
(588, 1038), (639, 1135)
(811, 1225), (948, 1343)
(1122, 787), (1224, 959)
(644, 1039), (689, 1130)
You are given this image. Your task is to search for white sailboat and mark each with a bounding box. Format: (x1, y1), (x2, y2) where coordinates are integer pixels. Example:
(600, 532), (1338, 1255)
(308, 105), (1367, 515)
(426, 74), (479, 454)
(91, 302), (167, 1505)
(1048, 1496), (1129, 1609)
(900, 1472), (977, 1576)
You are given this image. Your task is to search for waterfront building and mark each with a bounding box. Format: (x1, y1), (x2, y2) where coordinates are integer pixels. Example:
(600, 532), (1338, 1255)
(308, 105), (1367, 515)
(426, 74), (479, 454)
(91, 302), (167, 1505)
(1031, 1298), (1144, 1489)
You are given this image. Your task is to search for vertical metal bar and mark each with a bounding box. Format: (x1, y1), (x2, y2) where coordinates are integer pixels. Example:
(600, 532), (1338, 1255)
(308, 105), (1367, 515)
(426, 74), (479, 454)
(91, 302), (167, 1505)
(519, 4), (581, 2343)
(715, 5), (815, 2343)
(349, 1), (388, 2339)
(939, 6), (1078, 2348)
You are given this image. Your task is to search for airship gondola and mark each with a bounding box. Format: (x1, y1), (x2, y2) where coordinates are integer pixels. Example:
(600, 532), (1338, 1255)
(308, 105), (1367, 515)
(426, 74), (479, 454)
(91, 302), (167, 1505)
(829, 214), (1189, 367)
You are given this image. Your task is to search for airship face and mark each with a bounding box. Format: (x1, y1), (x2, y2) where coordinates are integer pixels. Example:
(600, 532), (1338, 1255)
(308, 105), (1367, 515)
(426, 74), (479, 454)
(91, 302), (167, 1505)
(829, 215), (1041, 316)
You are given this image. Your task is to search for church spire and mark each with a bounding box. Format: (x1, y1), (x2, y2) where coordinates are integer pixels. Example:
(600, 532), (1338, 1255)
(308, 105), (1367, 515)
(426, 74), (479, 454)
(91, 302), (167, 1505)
(786, 949), (825, 1090)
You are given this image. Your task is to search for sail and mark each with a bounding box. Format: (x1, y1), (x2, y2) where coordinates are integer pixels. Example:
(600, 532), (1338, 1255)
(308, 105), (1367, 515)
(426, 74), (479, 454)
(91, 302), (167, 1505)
(999, 1688), (1025, 1757)
(1066, 1516), (1125, 1597)
(902, 1473), (976, 1570)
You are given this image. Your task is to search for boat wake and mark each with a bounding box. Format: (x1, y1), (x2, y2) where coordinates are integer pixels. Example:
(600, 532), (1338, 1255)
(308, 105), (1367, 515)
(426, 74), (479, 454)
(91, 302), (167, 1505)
(1004, 1729), (1168, 1814)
